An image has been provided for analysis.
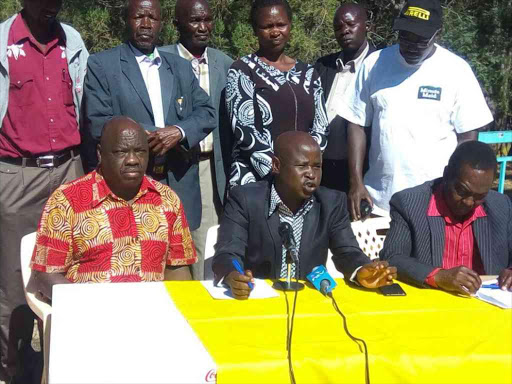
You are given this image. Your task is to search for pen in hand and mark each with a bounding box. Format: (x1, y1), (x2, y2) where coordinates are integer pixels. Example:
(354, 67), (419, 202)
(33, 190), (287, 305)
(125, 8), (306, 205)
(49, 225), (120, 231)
(232, 259), (254, 290)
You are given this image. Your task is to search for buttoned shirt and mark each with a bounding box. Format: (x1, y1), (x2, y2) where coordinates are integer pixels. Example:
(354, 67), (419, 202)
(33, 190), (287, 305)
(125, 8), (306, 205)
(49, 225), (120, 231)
(177, 43), (213, 153)
(324, 41), (369, 160)
(0, 13), (79, 157)
(269, 184), (314, 278)
(133, 45), (165, 129)
(31, 170), (197, 283)
(425, 186), (486, 287)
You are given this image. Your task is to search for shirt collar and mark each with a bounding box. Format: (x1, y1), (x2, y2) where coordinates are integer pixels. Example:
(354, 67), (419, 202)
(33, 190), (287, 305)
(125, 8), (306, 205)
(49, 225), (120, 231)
(427, 184), (487, 224)
(336, 40), (369, 73)
(130, 42), (162, 66)
(177, 42), (208, 64)
(12, 12), (64, 47)
(92, 170), (159, 208)
(269, 184), (314, 217)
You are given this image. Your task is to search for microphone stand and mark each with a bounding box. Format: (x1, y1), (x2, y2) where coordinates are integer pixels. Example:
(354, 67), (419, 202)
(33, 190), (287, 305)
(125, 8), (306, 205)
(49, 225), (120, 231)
(273, 245), (304, 292)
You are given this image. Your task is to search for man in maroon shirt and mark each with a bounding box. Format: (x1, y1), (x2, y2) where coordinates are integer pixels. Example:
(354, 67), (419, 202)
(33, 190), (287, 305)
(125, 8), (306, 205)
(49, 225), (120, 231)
(0, 0), (88, 378)
(381, 141), (512, 296)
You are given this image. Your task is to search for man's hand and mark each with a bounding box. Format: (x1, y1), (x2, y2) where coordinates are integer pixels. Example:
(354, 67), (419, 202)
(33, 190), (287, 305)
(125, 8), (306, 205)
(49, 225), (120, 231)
(434, 266), (482, 296)
(497, 268), (512, 291)
(348, 181), (373, 221)
(356, 260), (397, 289)
(225, 270), (254, 300)
(147, 126), (183, 156)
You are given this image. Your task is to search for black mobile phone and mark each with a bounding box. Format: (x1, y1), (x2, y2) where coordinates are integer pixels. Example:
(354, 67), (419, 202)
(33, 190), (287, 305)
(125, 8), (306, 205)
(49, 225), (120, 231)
(379, 283), (406, 296)
(360, 200), (373, 220)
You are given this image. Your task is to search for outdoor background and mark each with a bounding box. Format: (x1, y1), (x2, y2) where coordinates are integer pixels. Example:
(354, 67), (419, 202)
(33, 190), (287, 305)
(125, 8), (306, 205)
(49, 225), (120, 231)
(1, 0), (510, 132)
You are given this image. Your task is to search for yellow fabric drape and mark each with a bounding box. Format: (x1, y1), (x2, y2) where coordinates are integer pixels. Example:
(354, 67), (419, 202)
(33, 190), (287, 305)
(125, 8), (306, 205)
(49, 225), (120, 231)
(165, 280), (512, 384)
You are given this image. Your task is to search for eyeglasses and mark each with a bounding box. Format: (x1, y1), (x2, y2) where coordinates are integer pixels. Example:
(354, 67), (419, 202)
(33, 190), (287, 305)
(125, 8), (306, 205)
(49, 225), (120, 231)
(399, 30), (438, 50)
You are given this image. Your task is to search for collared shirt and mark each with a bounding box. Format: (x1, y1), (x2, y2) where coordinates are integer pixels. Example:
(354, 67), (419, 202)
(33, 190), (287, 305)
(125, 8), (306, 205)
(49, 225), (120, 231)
(269, 184), (314, 278)
(132, 44), (165, 129)
(324, 41), (369, 160)
(31, 170), (197, 283)
(424, 186), (486, 287)
(177, 43), (213, 153)
(0, 13), (79, 158)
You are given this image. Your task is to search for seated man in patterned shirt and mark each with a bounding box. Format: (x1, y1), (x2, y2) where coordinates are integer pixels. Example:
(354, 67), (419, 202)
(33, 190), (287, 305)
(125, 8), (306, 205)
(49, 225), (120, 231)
(212, 131), (396, 299)
(31, 117), (196, 300)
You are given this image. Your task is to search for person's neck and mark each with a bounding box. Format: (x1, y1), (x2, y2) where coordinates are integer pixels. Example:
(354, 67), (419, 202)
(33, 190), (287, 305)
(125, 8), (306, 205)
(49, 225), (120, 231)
(274, 183), (303, 215)
(342, 40), (367, 63)
(111, 186), (139, 202)
(180, 41), (206, 58)
(256, 49), (288, 65)
(21, 11), (55, 44)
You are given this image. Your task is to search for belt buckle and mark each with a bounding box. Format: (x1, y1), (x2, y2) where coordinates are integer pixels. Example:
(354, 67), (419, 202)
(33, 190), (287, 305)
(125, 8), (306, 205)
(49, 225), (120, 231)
(36, 155), (55, 168)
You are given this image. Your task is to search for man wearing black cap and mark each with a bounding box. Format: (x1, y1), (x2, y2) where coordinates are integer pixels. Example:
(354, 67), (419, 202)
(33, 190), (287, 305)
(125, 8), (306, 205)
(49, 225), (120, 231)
(337, 0), (493, 221)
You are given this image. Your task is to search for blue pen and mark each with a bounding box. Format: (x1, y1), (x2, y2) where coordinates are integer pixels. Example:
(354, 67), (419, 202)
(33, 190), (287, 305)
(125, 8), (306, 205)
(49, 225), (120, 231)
(232, 259), (254, 290)
(481, 284), (501, 289)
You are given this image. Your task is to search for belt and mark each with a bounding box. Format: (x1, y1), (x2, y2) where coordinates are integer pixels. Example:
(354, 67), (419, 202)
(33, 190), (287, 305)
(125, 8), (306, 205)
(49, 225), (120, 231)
(0, 149), (77, 168)
(198, 151), (213, 161)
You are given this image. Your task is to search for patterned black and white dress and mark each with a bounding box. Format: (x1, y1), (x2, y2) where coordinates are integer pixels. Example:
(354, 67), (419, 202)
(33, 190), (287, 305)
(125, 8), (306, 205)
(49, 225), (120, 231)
(225, 54), (329, 189)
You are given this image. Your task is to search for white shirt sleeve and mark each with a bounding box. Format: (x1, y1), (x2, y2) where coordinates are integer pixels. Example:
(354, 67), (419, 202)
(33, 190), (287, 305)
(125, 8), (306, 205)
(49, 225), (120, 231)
(336, 60), (374, 127)
(451, 61), (494, 133)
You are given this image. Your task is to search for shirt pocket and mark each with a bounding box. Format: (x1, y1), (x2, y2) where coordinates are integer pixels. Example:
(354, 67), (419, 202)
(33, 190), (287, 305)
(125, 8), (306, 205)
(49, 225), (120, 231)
(61, 69), (74, 106)
(9, 73), (35, 107)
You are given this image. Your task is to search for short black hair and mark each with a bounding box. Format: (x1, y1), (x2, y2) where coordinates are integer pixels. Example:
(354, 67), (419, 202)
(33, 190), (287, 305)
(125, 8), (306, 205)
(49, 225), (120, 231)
(250, 0), (292, 28)
(446, 141), (497, 179)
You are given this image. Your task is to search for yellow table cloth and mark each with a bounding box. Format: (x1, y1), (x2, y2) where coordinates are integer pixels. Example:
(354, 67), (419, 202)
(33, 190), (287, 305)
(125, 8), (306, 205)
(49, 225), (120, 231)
(165, 280), (512, 384)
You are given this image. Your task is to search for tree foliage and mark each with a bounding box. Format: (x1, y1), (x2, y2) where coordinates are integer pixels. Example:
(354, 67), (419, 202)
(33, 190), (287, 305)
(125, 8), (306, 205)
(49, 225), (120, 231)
(0, 0), (510, 130)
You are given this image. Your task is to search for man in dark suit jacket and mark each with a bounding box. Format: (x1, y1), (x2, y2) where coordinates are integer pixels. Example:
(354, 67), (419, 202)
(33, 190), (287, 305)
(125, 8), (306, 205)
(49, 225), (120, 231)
(83, 0), (215, 232)
(314, 3), (375, 194)
(213, 131), (396, 299)
(381, 141), (512, 295)
(160, 0), (233, 280)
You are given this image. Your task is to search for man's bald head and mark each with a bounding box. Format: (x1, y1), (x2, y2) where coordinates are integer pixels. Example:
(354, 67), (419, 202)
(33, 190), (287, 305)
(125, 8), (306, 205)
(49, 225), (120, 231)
(174, 0), (212, 56)
(98, 117), (149, 201)
(335, 3), (367, 24)
(274, 131), (320, 161)
(272, 132), (322, 213)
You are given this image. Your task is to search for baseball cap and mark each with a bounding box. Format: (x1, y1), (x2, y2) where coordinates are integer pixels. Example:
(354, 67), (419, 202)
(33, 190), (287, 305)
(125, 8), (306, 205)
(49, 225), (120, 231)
(393, 0), (442, 38)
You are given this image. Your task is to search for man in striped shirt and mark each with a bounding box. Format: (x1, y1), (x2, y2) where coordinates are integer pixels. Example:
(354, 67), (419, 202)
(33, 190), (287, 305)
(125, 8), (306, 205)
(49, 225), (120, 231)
(381, 141), (512, 295)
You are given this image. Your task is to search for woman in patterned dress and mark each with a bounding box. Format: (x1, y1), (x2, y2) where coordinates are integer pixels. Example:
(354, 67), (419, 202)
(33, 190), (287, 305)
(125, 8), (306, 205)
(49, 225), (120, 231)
(225, 0), (328, 189)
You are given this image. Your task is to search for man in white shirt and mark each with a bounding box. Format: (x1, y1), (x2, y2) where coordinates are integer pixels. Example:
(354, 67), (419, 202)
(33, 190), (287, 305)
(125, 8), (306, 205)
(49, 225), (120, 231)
(314, 3), (374, 193)
(338, 0), (493, 220)
(84, 0), (216, 243)
(160, 0), (233, 280)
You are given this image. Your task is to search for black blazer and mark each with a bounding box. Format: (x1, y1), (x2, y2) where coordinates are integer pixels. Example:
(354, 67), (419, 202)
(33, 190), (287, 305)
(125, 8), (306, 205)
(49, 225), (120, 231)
(380, 179), (512, 286)
(83, 43), (216, 230)
(212, 181), (370, 283)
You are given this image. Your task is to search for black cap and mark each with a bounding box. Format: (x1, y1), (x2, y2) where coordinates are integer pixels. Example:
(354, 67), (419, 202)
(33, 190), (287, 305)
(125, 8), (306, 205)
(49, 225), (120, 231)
(393, 0), (442, 38)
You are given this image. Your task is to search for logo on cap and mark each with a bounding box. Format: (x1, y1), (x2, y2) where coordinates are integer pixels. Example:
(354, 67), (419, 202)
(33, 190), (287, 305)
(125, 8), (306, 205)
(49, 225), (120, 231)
(404, 6), (430, 20)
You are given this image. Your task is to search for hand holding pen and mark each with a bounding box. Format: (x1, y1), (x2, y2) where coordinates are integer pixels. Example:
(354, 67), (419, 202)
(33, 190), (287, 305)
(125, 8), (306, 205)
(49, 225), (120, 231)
(225, 259), (255, 300)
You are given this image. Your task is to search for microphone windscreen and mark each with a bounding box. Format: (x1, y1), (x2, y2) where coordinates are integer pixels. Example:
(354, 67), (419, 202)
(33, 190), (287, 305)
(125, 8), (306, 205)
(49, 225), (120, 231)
(306, 265), (337, 294)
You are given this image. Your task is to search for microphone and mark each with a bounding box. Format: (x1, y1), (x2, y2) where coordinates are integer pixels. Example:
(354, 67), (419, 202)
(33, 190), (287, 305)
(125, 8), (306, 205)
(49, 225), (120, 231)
(307, 265), (337, 296)
(273, 222), (304, 292)
(278, 222), (299, 264)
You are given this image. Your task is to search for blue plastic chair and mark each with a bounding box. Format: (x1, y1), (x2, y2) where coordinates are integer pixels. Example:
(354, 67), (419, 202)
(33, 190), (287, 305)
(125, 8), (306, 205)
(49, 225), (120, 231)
(478, 131), (512, 193)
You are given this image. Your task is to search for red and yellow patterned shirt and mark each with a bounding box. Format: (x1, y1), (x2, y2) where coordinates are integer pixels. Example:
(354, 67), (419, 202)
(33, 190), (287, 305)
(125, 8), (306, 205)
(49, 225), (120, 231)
(31, 171), (197, 283)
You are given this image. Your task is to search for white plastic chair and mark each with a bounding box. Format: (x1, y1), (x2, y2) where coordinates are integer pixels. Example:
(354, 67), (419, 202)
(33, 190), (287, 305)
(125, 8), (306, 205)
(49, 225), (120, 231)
(350, 217), (390, 260)
(203, 225), (220, 280)
(20, 232), (51, 384)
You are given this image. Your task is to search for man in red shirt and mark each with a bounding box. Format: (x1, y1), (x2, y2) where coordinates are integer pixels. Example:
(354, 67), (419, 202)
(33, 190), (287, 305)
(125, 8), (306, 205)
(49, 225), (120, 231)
(31, 117), (196, 300)
(381, 141), (512, 295)
(0, 0), (88, 376)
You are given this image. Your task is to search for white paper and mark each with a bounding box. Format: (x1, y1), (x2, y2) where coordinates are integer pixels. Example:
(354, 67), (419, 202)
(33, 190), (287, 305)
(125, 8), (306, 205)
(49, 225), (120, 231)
(201, 279), (280, 300)
(475, 279), (512, 309)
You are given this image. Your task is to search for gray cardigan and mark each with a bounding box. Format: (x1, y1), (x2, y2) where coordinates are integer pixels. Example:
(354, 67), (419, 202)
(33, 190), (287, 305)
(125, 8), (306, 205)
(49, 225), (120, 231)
(0, 13), (89, 129)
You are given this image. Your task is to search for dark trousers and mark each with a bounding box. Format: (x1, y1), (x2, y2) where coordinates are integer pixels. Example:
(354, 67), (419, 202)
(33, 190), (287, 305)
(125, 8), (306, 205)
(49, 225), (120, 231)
(0, 154), (83, 375)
